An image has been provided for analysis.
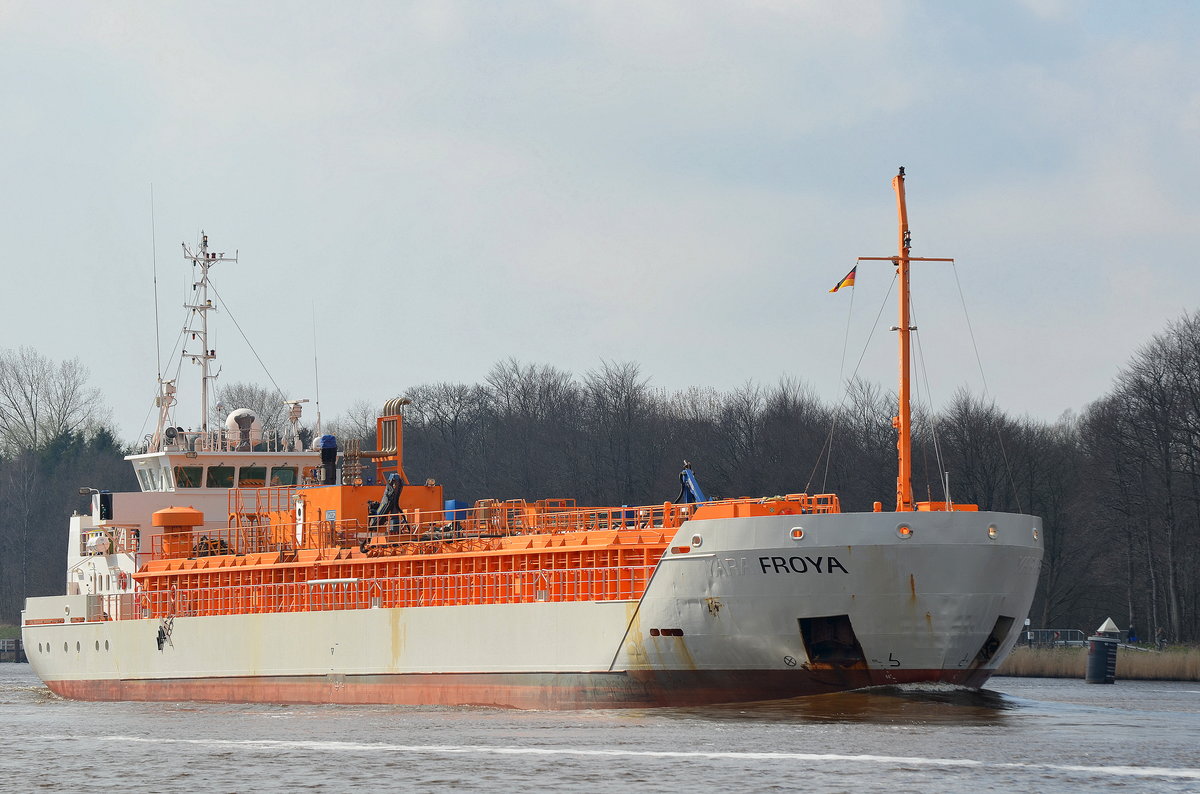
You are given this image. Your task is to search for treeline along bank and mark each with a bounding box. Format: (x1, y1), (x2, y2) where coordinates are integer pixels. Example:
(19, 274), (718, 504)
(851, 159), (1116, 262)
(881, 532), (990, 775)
(3, 310), (1200, 644)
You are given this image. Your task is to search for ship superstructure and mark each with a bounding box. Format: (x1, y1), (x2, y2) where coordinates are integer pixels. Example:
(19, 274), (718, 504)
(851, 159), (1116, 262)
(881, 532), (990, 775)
(52, 232), (322, 628)
(22, 175), (1044, 708)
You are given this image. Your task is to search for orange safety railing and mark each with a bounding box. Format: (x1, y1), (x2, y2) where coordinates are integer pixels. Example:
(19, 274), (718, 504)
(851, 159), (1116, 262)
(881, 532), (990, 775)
(785, 493), (841, 514)
(135, 564), (658, 618)
(147, 493), (841, 562)
(149, 522), (295, 559)
(228, 486), (296, 524)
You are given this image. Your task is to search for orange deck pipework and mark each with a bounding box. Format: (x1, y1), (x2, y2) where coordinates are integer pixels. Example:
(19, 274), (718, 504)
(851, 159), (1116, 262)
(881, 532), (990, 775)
(152, 506), (205, 558)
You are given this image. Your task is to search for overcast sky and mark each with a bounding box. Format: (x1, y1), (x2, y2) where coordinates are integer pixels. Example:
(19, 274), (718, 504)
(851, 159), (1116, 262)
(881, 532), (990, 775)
(3, 1), (1199, 441)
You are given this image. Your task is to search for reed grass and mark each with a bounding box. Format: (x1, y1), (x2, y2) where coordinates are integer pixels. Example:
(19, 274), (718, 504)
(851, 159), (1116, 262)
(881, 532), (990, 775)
(998, 645), (1200, 680)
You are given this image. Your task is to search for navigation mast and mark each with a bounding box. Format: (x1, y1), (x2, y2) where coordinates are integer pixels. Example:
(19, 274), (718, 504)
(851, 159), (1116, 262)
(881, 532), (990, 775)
(894, 169), (914, 511)
(181, 232), (237, 442)
(858, 168), (953, 512)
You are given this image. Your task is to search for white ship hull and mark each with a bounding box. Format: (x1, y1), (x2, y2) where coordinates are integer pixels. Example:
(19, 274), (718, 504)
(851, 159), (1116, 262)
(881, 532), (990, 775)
(23, 510), (1042, 708)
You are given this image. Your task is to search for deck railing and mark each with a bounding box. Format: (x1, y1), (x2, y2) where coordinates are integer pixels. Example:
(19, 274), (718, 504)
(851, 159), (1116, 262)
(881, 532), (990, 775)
(135, 564), (657, 619)
(141, 428), (304, 455)
(1026, 628), (1088, 647)
(149, 492), (840, 562)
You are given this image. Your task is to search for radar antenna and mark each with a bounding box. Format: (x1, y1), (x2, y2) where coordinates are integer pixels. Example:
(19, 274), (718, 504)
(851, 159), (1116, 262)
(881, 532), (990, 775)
(284, 399), (310, 452)
(181, 232), (238, 445)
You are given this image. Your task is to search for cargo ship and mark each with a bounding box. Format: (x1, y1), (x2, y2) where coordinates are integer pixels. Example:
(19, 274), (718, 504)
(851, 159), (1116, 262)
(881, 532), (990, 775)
(21, 170), (1044, 708)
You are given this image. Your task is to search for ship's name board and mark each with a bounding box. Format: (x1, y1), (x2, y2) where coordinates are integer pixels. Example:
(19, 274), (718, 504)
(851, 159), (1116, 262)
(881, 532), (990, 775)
(758, 555), (848, 574)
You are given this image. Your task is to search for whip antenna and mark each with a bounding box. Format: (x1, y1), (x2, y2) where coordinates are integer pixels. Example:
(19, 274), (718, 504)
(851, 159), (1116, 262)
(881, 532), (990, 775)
(151, 184), (162, 380)
(312, 300), (322, 437)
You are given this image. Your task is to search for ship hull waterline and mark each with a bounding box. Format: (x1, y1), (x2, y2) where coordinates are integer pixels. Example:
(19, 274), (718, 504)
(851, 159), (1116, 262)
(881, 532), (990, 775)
(44, 667), (994, 709)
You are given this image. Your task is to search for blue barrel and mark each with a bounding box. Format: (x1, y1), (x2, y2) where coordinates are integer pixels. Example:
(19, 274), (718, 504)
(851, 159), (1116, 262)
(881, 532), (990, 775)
(1085, 635), (1118, 684)
(444, 500), (469, 522)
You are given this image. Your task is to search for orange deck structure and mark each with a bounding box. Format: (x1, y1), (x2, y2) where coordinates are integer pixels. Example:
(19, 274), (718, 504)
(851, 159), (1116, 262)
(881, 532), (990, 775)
(122, 405), (844, 622)
(133, 489), (842, 620)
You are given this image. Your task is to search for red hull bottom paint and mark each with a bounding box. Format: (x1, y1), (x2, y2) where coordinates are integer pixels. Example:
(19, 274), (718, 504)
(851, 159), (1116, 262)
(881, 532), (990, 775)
(47, 668), (995, 709)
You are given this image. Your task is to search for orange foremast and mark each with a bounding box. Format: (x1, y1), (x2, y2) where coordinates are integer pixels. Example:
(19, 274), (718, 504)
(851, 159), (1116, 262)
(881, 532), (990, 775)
(859, 168), (963, 512)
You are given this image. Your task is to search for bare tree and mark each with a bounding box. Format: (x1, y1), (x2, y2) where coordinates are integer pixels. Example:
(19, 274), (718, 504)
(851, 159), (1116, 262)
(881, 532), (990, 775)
(583, 361), (659, 504)
(210, 381), (294, 436)
(0, 347), (108, 455)
(403, 383), (488, 496)
(326, 398), (381, 446)
(824, 378), (894, 510)
(483, 359), (582, 498)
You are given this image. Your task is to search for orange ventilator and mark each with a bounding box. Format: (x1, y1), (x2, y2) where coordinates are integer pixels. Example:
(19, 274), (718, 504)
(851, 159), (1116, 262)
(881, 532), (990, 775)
(152, 506), (205, 558)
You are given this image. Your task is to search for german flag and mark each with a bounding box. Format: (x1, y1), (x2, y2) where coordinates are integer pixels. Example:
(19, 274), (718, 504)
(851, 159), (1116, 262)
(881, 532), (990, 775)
(829, 266), (856, 293)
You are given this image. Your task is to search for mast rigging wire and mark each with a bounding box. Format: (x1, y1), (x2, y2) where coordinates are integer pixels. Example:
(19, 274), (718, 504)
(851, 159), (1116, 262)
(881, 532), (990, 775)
(206, 281), (288, 407)
(137, 327), (189, 444)
(816, 269), (860, 492)
(951, 261), (989, 394)
(312, 300), (322, 437)
(150, 184), (162, 380)
(908, 298), (950, 503)
(949, 261), (1023, 513)
(806, 272), (897, 494)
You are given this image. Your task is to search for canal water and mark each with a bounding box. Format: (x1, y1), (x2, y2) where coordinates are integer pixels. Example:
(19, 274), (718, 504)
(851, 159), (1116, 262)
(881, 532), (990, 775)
(3, 664), (1198, 791)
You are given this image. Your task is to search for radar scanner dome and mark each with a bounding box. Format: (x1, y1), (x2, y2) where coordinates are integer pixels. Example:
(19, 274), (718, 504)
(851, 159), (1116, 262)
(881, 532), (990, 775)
(224, 408), (263, 448)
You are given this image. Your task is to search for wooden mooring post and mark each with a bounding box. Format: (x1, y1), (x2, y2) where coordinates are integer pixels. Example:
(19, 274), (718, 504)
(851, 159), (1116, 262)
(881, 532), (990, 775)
(0, 638), (26, 663)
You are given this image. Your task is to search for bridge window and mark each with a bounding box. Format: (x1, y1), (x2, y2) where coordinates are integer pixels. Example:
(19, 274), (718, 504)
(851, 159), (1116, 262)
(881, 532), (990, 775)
(206, 466), (234, 488)
(174, 466), (203, 488)
(238, 466), (267, 487)
(270, 466), (298, 486)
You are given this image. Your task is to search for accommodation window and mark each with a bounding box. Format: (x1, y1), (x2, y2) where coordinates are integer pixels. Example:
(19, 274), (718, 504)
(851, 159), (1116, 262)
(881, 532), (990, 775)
(270, 466), (298, 486)
(174, 466), (203, 488)
(238, 466), (267, 487)
(206, 466), (234, 488)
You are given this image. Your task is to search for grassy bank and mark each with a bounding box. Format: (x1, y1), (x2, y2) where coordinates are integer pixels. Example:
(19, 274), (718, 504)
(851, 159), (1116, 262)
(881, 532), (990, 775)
(998, 645), (1200, 680)
(0, 625), (19, 640)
